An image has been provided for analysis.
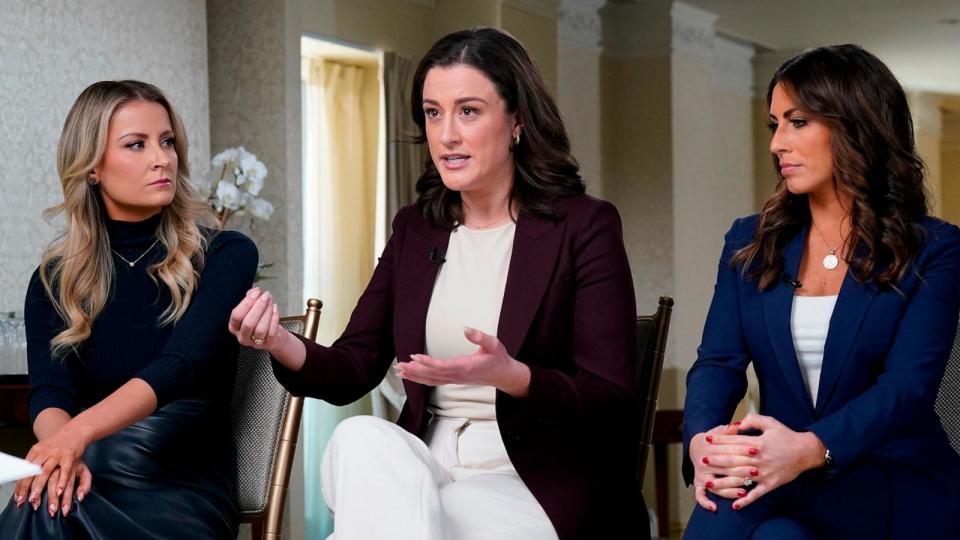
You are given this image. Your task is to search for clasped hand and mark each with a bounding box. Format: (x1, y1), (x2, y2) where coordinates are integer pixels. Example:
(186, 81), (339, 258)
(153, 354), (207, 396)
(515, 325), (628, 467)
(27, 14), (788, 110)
(396, 326), (530, 398)
(14, 425), (92, 518)
(689, 413), (825, 512)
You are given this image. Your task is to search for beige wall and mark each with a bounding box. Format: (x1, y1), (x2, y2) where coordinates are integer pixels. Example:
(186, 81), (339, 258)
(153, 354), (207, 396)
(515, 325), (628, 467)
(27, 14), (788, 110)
(910, 92), (944, 217)
(502, 4), (558, 92)
(942, 109), (960, 225)
(0, 0), (209, 313)
(558, 41), (603, 196)
(303, 0), (436, 60)
(601, 55), (675, 317)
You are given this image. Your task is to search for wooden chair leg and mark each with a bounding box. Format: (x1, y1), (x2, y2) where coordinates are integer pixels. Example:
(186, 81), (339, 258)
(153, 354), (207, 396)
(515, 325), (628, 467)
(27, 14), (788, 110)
(655, 442), (669, 538)
(250, 520), (265, 540)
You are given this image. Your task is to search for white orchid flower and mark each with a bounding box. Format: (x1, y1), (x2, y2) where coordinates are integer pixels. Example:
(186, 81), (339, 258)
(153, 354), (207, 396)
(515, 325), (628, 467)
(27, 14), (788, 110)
(249, 197), (275, 220)
(215, 180), (242, 211)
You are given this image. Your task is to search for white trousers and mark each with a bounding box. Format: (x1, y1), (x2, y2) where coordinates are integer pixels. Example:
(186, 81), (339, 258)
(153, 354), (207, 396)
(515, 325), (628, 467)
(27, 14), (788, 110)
(320, 415), (558, 540)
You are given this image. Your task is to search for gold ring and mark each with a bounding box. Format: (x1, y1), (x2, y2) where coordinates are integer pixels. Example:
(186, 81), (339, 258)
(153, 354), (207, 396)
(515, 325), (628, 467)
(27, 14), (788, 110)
(252, 335), (265, 346)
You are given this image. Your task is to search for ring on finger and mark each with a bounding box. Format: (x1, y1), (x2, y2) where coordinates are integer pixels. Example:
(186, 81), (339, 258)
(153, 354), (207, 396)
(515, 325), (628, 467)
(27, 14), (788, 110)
(252, 334), (266, 346)
(743, 477), (755, 490)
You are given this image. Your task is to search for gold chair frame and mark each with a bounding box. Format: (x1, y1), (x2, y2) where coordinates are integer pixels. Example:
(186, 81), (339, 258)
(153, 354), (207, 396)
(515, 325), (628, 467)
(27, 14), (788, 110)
(241, 298), (322, 540)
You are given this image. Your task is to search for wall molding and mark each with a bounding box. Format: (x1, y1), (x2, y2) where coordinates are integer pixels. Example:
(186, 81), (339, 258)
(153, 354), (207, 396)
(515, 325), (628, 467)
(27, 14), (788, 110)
(558, 0), (603, 52)
(713, 35), (754, 96)
(670, 1), (717, 61)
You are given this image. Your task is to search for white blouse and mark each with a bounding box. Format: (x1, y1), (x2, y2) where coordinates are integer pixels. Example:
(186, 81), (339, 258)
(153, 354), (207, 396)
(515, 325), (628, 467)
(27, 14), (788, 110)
(425, 221), (516, 420)
(790, 294), (839, 405)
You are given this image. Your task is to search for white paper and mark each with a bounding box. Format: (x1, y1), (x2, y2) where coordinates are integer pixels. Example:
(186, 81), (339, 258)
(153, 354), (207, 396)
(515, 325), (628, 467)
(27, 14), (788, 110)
(0, 451), (40, 485)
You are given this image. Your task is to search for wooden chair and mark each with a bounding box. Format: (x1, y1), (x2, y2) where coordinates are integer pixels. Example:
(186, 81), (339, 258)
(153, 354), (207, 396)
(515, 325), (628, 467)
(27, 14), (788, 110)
(231, 298), (322, 540)
(635, 296), (675, 484)
(935, 319), (960, 456)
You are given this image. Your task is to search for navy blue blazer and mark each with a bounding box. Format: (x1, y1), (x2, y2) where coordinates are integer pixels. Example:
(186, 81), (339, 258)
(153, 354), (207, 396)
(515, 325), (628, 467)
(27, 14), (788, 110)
(683, 214), (960, 484)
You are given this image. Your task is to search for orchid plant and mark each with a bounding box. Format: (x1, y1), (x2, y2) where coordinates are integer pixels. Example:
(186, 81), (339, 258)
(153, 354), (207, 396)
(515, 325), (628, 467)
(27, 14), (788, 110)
(196, 146), (274, 227)
(196, 147), (275, 280)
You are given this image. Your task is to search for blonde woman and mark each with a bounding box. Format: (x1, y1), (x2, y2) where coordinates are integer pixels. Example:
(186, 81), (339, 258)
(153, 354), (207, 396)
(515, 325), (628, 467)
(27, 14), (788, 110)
(0, 81), (257, 539)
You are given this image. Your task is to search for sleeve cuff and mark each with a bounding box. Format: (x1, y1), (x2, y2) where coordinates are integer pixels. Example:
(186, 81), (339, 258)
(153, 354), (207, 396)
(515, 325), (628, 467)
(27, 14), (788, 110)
(29, 387), (79, 423)
(135, 355), (189, 408)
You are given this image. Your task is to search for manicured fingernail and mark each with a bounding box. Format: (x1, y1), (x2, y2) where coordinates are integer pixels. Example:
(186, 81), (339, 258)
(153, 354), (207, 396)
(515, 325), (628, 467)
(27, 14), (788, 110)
(737, 490), (747, 497)
(57, 488), (63, 497)
(705, 435), (713, 443)
(32, 501), (39, 511)
(733, 503), (740, 511)
(748, 447), (758, 456)
(750, 468), (759, 477)
(48, 503), (56, 516)
(705, 481), (714, 489)
(77, 492), (85, 502)
(733, 421), (742, 426)
(702, 457), (710, 465)
(711, 505), (717, 513)
(62, 505), (69, 515)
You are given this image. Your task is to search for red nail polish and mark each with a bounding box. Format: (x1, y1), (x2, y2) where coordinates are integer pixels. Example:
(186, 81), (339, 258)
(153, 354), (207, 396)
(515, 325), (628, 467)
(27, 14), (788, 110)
(702, 457), (710, 465)
(706, 481), (714, 489)
(733, 503), (740, 511)
(748, 447), (758, 456)
(734, 421), (742, 426)
(738, 490), (747, 497)
(706, 435), (713, 443)
(750, 468), (759, 477)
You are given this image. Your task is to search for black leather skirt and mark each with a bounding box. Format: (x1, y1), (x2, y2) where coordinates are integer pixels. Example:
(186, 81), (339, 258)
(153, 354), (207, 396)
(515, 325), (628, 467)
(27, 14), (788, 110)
(0, 399), (238, 539)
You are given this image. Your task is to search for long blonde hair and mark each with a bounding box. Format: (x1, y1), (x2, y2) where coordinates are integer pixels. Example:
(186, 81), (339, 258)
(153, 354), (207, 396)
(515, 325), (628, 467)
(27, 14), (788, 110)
(41, 80), (217, 357)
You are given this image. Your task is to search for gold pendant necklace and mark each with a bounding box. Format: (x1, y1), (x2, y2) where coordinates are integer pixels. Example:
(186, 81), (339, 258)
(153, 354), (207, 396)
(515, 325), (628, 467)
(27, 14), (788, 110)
(811, 221), (845, 271)
(112, 238), (161, 267)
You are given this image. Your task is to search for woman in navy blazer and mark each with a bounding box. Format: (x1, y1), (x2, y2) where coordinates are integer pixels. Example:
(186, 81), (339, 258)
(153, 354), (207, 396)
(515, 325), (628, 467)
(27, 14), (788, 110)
(229, 28), (646, 539)
(682, 45), (960, 539)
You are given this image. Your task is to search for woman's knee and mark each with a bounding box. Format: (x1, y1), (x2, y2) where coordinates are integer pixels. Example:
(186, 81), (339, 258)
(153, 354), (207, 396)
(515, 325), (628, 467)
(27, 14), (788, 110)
(328, 415), (393, 449)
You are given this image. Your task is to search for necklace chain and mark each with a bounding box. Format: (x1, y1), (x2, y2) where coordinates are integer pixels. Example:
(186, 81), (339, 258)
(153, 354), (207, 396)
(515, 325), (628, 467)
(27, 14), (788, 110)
(811, 220), (847, 271)
(112, 238), (160, 268)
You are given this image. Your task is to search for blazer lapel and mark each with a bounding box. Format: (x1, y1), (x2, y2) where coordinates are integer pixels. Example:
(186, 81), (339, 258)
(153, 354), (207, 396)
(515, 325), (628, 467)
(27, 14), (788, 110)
(815, 270), (876, 415)
(497, 213), (563, 357)
(395, 217), (451, 414)
(763, 225), (816, 411)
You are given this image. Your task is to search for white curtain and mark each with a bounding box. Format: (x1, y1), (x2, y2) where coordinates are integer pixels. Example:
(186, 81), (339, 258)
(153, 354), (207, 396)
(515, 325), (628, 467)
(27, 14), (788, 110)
(370, 52), (424, 422)
(302, 58), (376, 540)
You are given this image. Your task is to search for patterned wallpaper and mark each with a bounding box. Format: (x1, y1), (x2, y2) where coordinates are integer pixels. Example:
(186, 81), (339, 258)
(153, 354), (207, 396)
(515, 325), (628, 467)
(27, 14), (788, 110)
(208, 0), (303, 314)
(0, 0), (209, 312)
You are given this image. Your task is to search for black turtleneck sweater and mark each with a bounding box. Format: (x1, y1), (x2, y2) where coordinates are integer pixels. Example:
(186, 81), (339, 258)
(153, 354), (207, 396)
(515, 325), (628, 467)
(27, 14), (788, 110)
(25, 215), (258, 421)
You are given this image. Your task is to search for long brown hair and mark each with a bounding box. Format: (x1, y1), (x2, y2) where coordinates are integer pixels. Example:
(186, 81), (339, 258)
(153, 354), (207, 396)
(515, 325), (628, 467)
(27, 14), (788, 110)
(41, 80), (216, 357)
(733, 44), (928, 290)
(410, 26), (585, 228)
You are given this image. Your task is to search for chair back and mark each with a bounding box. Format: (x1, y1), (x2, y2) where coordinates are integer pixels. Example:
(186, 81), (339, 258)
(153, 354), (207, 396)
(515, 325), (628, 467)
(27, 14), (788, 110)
(232, 298), (322, 540)
(935, 319), (960, 455)
(636, 296), (674, 484)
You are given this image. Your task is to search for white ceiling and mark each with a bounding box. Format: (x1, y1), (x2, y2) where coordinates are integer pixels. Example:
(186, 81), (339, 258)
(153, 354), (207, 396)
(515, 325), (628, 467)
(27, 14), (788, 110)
(683, 0), (960, 95)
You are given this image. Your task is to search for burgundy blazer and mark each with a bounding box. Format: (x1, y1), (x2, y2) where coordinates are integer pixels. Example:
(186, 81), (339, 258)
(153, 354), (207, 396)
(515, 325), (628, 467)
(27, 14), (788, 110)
(274, 194), (647, 539)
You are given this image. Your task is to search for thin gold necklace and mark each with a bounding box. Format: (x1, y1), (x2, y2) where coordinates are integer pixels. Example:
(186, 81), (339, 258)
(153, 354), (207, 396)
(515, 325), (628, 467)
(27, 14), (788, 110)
(811, 221), (846, 270)
(112, 238), (160, 268)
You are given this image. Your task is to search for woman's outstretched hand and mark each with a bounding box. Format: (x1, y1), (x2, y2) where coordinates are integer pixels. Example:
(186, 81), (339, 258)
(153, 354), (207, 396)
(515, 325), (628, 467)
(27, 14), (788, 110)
(228, 287), (306, 371)
(396, 327), (531, 397)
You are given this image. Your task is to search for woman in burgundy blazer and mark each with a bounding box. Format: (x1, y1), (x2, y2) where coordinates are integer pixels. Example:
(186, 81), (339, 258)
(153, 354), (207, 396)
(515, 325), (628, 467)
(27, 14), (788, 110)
(230, 27), (648, 539)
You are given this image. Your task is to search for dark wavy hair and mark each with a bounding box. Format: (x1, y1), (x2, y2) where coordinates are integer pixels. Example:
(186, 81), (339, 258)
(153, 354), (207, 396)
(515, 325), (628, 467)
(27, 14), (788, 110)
(410, 26), (584, 228)
(732, 44), (928, 290)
